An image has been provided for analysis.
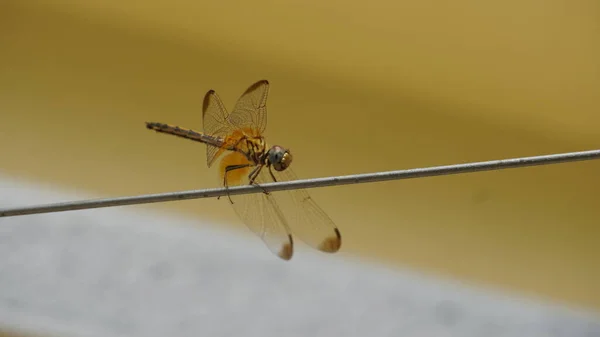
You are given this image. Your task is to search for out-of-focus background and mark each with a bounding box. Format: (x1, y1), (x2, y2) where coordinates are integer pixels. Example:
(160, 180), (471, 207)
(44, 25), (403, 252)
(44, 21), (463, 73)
(1, 1), (599, 336)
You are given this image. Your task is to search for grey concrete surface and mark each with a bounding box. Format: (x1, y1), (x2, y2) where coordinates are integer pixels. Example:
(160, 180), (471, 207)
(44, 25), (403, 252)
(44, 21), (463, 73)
(0, 174), (599, 337)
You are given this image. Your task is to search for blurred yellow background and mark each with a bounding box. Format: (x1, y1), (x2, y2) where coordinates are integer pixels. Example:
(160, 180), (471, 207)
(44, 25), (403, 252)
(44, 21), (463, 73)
(1, 0), (599, 313)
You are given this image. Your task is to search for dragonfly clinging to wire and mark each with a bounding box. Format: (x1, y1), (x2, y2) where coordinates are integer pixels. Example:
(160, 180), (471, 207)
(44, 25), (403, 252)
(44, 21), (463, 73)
(146, 80), (341, 260)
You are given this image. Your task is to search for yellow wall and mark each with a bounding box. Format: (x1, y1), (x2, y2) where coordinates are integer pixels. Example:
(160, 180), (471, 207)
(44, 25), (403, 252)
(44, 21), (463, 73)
(1, 0), (599, 311)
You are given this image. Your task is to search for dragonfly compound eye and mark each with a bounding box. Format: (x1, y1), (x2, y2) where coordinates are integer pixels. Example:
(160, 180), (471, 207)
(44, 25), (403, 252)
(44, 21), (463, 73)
(269, 146), (293, 171)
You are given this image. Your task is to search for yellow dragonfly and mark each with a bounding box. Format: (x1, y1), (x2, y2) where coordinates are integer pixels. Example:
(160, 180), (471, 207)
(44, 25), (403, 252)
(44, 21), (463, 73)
(146, 80), (341, 260)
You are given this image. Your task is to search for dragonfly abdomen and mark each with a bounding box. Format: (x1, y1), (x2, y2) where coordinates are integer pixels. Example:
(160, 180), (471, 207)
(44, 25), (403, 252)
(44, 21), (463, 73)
(146, 122), (223, 147)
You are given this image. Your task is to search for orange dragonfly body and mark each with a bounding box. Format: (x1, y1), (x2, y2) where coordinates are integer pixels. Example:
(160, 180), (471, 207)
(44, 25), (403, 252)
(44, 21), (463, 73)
(146, 80), (341, 260)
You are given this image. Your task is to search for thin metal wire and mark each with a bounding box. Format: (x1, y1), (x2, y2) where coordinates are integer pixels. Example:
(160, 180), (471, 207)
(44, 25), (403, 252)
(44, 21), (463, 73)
(1, 149), (599, 218)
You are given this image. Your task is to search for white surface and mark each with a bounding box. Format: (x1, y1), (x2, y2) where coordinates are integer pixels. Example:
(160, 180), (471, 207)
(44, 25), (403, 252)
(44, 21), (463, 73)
(0, 174), (599, 337)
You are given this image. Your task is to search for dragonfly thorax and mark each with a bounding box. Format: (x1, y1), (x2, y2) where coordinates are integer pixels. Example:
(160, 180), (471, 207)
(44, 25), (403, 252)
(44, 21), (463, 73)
(234, 135), (268, 165)
(266, 145), (293, 171)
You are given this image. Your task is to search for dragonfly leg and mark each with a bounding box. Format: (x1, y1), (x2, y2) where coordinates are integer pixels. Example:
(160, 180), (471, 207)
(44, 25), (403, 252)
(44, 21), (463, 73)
(248, 165), (270, 196)
(268, 165), (278, 183)
(221, 164), (251, 204)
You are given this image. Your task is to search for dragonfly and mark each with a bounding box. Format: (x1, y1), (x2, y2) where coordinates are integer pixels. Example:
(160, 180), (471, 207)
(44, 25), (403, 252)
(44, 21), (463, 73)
(146, 80), (341, 260)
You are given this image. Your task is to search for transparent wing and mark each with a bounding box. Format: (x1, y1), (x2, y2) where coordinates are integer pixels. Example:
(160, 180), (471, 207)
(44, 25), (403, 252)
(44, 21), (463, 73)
(229, 80), (269, 133)
(202, 89), (234, 167)
(202, 80), (270, 167)
(255, 166), (342, 254)
(219, 151), (294, 260)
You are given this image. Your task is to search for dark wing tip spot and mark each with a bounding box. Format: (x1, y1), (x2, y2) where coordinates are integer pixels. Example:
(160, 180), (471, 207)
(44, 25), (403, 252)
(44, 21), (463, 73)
(245, 80), (269, 94)
(278, 235), (294, 261)
(202, 90), (216, 113)
(318, 228), (342, 253)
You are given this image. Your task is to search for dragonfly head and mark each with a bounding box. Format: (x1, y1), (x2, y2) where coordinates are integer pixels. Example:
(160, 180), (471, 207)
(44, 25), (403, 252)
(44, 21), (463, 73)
(268, 145), (293, 171)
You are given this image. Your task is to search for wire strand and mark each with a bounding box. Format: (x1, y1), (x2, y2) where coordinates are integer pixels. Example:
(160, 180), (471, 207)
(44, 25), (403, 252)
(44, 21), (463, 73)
(1, 149), (599, 218)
